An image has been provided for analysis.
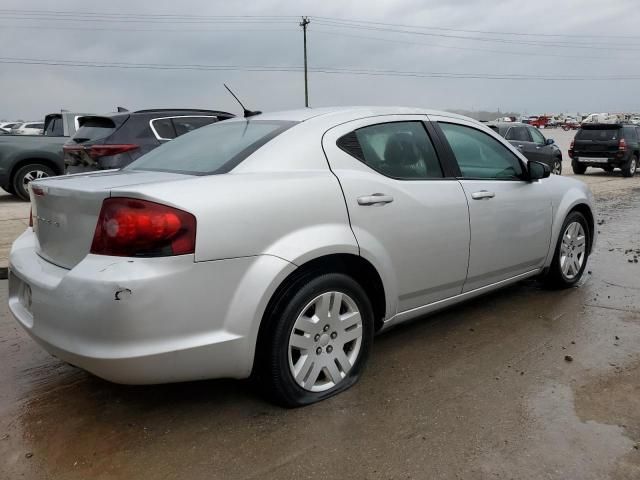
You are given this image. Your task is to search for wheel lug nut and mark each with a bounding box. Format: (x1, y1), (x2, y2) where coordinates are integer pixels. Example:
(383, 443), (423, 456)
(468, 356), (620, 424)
(316, 347), (322, 355)
(314, 334), (320, 341)
(326, 345), (333, 353)
(323, 325), (330, 332)
(330, 332), (337, 339)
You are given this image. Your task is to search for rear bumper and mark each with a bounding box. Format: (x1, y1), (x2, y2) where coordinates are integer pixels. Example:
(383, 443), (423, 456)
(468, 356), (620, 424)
(8, 229), (296, 384)
(571, 152), (629, 167)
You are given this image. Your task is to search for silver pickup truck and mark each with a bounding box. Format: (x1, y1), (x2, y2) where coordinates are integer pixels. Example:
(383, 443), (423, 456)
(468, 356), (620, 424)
(0, 112), (90, 200)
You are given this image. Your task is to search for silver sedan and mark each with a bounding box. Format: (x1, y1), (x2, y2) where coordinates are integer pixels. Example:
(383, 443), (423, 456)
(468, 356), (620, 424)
(8, 107), (595, 406)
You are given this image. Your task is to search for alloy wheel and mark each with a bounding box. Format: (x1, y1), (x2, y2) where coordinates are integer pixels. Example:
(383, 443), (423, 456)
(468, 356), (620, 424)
(552, 160), (562, 175)
(560, 221), (586, 280)
(288, 291), (363, 392)
(22, 169), (49, 187)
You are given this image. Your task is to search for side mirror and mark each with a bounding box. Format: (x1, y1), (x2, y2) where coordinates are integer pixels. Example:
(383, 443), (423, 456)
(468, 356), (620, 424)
(545, 138), (555, 145)
(529, 161), (551, 180)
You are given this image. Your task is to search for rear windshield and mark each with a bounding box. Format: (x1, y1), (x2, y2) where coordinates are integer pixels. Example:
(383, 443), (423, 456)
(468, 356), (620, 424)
(576, 127), (620, 141)
(74, 117), (117, 142)
(126, 120), (296, 175)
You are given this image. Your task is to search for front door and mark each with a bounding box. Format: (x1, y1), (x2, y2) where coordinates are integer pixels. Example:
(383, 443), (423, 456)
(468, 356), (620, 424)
(322, 116), (470, 314)
(432, 117), (553, 292)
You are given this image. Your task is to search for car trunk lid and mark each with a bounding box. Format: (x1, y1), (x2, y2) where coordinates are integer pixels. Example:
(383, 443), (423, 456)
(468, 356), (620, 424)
(30, 170), (190, 269)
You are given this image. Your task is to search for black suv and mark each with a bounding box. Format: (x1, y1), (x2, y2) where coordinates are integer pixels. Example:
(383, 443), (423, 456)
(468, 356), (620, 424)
(487, 122), (563, 175)
(64, 109), (234, 172)
(569, 123), (639, 177)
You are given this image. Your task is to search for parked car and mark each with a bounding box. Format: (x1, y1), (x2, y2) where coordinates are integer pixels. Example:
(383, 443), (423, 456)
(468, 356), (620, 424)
(9, 107), (595, 406)
(562, 119), (581, 131)
(0, 128), (9, 135)
(569, 123), (639, 177)
(11, 122), (44, 135)
(64, 108), (234, 173)
(0, 112), (91, 200)
(488, 122), (563, 174)
(0, 122), (21, 131)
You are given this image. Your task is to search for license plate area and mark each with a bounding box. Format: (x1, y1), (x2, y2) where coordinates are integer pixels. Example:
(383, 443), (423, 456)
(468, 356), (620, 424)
(578, 157), (610, 163)
(8, 271), (34, 327)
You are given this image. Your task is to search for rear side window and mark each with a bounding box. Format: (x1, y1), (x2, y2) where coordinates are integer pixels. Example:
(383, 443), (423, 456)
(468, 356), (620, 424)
(173, 116), (218, 136)
(26, 123), (43, 129)
(505, 126), (530, 142)
(44, 117), (64, 136)
(150, 118), (176, 140)
(528, 127), (546, 145)
(127, 120), (296, 175)
(576, 128), (620, 141)
(74, 117), (118, 142)
(624, 127), (638, 142)
(337, 121), (444, 179)
(439, 122), (524, 179)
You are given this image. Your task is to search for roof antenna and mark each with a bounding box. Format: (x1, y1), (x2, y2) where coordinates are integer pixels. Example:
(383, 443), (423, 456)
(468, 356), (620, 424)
(224, 84), (261, 118)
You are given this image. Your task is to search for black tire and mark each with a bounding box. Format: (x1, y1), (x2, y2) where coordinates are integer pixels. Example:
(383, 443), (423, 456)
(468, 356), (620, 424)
(552, 157), (562, 175)
(258, 272), (374, 407)
(542, 211), (590, 289)
(602, 166), (614, 173)
(621, 155), (637, 178)
(11, 163), (56, 201)
(572, 162), (587, 175)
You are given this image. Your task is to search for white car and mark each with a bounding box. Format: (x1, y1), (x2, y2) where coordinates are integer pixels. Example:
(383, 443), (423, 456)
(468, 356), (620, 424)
(8, 107), (596, 406)
(0, 122), (21, 131)
(11, 122), (44, 135)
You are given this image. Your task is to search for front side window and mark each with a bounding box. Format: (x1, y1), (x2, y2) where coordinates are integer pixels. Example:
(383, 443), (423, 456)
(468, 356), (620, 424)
(127, 120), (296, 175)
(528, 127), (546, 145)
(337, 121), (444, 179)
(439, 122), (524, 180)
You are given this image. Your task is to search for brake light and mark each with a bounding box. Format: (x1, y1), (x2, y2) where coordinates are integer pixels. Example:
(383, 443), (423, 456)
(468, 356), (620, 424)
(568, 139), (575, 158)
(88, 144), (139, 159)
(90, 198), (196, 257)
(619, 138), (627, 151)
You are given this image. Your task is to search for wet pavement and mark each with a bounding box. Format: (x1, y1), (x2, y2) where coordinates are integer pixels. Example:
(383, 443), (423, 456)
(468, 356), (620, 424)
(1, 189), (640, 479)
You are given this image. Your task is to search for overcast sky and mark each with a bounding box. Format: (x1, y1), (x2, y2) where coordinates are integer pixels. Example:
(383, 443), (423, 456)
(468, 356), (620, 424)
(1, 0), (639, 121)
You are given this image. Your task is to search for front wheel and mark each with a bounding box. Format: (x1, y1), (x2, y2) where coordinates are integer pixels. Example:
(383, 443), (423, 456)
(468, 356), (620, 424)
(621, 155), (637, 178)
(259, 273), (374, 407)
(11, 163), (55, 201)
(552, 158), (562, 175)
(542, 211), (590, 289)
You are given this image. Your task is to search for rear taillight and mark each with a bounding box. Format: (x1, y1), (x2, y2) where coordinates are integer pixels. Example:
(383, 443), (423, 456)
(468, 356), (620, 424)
(90, 198), (196, 257)
(619, 138), (627, 151)
(88, 144), (139, 159)
(569, 139), (575, 158)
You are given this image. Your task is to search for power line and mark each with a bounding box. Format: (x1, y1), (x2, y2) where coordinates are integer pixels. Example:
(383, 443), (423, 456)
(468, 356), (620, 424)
(2, 56), (640, 81)
(312, 19), (640, 50)
(313, 15), (640, 40)
(312, 29), (623, 60)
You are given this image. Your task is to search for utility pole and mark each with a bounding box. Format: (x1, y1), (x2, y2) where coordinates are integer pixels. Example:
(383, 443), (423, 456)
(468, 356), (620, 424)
(300, 16), (310, 107)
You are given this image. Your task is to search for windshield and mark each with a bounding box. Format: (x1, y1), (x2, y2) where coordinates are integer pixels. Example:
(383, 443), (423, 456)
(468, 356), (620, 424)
(126, 120), (296, 175)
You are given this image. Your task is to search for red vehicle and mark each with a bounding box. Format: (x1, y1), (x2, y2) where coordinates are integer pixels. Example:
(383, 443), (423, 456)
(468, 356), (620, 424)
(529, 116), (551, 128)
(562, 120), (581, 131)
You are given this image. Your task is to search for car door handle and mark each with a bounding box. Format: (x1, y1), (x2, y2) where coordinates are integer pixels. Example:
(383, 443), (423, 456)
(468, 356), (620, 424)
(357, 193), (394, 206)
(471, 190), (495, 200)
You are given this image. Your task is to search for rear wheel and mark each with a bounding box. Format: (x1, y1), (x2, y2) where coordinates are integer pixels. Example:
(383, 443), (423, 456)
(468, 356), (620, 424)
(552, 158), (562, 175)
(572, 162), (587, 175)
(11, 163), (55, 201)
(621, 155), (637, 177)
(258, 273), (374, 407)
(543, 211), (590, 289)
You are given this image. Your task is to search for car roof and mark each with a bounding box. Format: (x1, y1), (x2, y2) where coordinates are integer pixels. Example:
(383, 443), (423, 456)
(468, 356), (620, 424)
(225, 106), (475, 125)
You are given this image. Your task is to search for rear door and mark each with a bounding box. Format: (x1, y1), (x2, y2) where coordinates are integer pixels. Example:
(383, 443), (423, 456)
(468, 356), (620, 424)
(430, 116), (552, 292)
(505, 125), (535, 159)
(323, 116), (470, 315)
